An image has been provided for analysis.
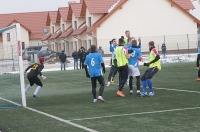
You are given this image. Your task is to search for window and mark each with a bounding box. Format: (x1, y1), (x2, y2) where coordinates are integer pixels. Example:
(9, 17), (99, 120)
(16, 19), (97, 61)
(88, 39), (92, 47)
(62, 24), (65, 31)
(74, 21), (77, 30)
(88, 17), (92, 27)
(7, 33), (10, 41)
(43, 28), (48, 34)
(52, 26), (55, 33)
(22, 42), (25, 50)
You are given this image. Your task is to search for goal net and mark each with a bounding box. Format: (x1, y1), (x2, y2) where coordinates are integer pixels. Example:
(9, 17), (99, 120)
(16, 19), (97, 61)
(0, 23), (26, 108)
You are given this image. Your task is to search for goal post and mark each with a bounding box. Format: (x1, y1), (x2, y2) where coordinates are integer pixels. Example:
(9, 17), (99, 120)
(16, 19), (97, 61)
(16, 23), (26, 107)
(0, 23), (26, 107)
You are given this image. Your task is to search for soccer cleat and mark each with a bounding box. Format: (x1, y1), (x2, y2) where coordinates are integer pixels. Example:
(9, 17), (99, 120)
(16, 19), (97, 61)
(33, 95), (37, 98)
(117, 90), (125, 97)
(140, 92), (147, 97)
(106, 81), (110, 86)
(148, 92), (155, 96)
(136, 90), (140, 95)
(98, 96), (106, 102)
(130, 90), (133, 95)
(111, 78), (114, 83)
(196, 78), (200, 81)
(93, 99), (97, 103)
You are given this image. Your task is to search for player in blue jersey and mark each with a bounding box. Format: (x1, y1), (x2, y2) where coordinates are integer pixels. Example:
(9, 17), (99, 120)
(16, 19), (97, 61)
(107, 39), (118, 86)
(128, 40), (142, 95)
(84, 45), (106, 103)
(196, 47), (200, 81)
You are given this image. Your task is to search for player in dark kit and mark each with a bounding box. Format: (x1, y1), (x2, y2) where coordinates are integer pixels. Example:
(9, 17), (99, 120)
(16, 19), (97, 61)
(24, 57), (46, 97)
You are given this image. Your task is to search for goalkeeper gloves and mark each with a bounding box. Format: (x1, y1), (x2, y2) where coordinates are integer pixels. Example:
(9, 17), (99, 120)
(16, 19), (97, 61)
(41, 75), (47, 80)
(143, 62), (150, 67)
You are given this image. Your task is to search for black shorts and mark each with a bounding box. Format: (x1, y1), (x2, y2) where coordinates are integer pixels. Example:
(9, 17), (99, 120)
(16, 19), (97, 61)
(27, 74), (43, 87)
(141, 68), (158, 80)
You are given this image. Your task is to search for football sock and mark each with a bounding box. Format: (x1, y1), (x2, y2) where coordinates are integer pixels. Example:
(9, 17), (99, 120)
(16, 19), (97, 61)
(34, 86), (42, 96)
(147, 79), (153, 92)
(142, 80), (147, 93)
(99, 85), (104, 96)
(129, 76), (133, 90)
(25, 84), (31, 93)
(136, 78), (140, 91)
(92, 87), (96, 99)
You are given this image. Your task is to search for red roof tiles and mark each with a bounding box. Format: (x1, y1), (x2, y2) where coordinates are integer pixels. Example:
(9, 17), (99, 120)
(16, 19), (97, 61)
(41, 33), (51, 41)
(84, 0), (122, 14)
(0, 12), (49, 40)
(48, 31), (62, 40)
(71, 22), (87, 36)
(59, 26), (73, 38)
(171, 0), (195, 10)
(46, 11), (58, 26)
(67, 3), (83, 21)
(56, 7), (69, 23)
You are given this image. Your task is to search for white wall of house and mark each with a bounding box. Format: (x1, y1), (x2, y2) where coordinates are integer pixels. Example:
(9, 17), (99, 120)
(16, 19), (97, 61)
(96, 0), (199, 53)
(30, 40), (46, 46)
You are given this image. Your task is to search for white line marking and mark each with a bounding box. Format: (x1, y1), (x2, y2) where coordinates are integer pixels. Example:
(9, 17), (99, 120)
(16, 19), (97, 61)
(154, 87), (200, 94)
(112, 83), (200, 94)
(0, 97), (98, 132)
(70, 106), (200, 121)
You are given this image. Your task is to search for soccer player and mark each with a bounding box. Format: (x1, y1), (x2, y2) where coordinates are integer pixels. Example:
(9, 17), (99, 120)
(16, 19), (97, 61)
(115, 38), (130, 97)
(140, 41), (161, 97)
(196, 47), (200, 81)
(128, 40), (142, 95)
(24, 57), (46, 97)
(107, 39), (118, 86)
(84, 45), (106, 103)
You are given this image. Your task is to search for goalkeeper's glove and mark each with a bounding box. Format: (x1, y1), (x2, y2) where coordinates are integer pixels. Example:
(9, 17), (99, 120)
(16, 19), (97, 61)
(143, 62), (150, 67)
(41, 75), (47, 80)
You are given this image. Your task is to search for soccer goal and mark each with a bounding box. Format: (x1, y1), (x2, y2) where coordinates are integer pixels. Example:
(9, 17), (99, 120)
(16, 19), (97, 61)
(0, 23), (26, 108)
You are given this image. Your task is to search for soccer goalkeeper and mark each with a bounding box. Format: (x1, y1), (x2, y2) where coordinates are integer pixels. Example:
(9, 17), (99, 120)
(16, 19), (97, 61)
(24, 57), (46, 97)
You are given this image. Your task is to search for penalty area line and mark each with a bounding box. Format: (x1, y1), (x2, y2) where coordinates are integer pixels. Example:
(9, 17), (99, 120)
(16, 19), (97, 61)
(0, 97), (98, 132)
(69, 106), (200, 121)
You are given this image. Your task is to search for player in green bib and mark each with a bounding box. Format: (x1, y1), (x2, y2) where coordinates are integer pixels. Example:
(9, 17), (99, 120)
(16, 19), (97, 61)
(115, 38), (130, 97)
(140, 41), (161, 97)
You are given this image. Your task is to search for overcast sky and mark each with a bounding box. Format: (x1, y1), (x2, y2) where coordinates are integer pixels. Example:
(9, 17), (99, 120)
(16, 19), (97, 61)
(0, 0), (80, 14)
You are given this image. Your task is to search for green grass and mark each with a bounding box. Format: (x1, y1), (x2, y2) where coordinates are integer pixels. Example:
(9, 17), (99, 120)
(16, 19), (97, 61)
(0, 62), (200, 132)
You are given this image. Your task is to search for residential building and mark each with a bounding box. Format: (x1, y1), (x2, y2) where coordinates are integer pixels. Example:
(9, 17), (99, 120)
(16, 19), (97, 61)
(0, 12), (49, 59)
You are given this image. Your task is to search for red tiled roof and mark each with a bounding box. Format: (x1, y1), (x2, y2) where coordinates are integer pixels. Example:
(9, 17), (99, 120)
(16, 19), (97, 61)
(0, 12), (49, 40)
(171, 0), (195, 10)
(83, 0), (121, 14)
(41, 33), (51, 41)
(56, 7), (69, 23)
(71, 3), (82, 18)
(48, 31), (62, 40)
(59, 26), (73, 38)
(46, 11), (58, 26)
(67, 3), (83, 21)
(71, 22), (87, 36)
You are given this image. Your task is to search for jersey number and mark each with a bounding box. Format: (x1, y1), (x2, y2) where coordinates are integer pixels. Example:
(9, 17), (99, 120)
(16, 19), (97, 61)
(32, 64), (39, 71)
(91, 58), (95, 66)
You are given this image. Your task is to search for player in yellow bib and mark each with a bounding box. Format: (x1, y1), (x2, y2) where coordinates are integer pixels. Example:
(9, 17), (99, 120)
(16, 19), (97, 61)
(140, 41), (161, 97)
(115, 38), (130, 97)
